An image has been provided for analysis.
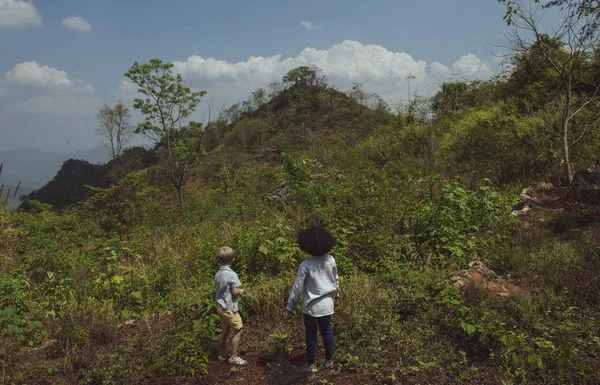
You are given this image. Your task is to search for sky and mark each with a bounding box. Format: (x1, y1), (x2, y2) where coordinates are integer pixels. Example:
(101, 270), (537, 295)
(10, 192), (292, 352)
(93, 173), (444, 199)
(0, 0), (516, 153)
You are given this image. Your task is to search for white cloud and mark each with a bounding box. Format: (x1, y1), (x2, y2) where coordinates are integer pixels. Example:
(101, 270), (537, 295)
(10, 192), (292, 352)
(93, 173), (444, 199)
(62, 16), (92, 32)
(2, 61), (98, 118)
(3, 61), (94, 93)
(451, 53), (493, 80)
(0, 0), (42, 28)
(429, 61), (452, 79)
(162, 40), (493, 106)
(300, 21), (314, 30)
(4, 61), (73, 87)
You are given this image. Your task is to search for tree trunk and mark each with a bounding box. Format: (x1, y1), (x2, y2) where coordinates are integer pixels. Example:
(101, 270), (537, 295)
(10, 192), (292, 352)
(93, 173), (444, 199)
(177, 186), (185, 209)
(562, 117), (573, 185)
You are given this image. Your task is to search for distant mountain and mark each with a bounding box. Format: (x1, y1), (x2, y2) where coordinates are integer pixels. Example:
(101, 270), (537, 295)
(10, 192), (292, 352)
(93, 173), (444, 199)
(0, 147), (110, 189)
(19, 146), (158, 211)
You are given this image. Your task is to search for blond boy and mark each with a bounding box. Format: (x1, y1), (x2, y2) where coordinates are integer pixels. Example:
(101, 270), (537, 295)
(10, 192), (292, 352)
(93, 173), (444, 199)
(214, 247), (247, 365)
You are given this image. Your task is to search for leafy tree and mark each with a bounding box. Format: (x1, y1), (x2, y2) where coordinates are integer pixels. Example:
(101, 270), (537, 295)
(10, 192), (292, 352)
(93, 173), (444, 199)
(499, 0), (600, 183)
(96, 101), (134, 161)
(432, 80), (499, 115)
(432, 82), (474, 115)
(124, 58), (206, 208)
(282, 66), (326, 89)
(347, 83), (389, 112)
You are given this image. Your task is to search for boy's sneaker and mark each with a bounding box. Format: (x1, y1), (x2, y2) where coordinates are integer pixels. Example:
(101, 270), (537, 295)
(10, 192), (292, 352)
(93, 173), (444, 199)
(306, 363), (318, 373)
(217, 356), (227, 363)
(228, 356), (247, 366)
(323, 360), (334, 369)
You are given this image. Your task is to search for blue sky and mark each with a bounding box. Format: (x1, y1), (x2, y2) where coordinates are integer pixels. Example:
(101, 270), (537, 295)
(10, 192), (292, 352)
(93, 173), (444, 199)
(0, 0), (514, 153)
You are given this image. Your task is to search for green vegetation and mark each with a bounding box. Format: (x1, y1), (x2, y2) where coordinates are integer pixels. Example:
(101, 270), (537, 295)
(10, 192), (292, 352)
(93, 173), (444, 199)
(4, 11), (600, 382)
(125, 58), (207, 208)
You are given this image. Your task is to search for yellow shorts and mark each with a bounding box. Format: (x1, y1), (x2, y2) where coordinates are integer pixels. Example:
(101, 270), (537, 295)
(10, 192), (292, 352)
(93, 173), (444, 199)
(217, 307), (243, 330)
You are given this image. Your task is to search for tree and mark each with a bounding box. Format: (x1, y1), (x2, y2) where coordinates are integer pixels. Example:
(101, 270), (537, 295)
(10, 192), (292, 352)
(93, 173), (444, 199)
(282, 66), (327, 89)
(124, 58), (206, 208)
(499, 0), (600, 183)
(502, 0), (600, 38)
(96, 101), (134, 161)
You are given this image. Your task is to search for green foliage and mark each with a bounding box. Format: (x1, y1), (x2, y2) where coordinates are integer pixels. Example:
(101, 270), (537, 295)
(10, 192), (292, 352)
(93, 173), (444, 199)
(0, 274), (45, 357)
(282, 66), (327, 90)
(5, 46), (600, 384)
(439, 105), (560, 184)
(406, 181), (517, 265)
(82, 169), (162, 232)
(153, 326), (210, 376)
(125, 59), (205, 138)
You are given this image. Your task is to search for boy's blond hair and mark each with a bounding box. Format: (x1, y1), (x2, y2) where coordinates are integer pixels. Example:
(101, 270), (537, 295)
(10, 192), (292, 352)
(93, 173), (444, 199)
(217, 246), (235, 265)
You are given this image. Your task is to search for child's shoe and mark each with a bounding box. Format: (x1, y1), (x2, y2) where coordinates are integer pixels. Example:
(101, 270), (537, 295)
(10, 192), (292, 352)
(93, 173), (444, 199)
(323, 359), (334, 369)
(306, 363), (318, 373)
(217, 356), (228, 363)
(228, 356), (248, 366)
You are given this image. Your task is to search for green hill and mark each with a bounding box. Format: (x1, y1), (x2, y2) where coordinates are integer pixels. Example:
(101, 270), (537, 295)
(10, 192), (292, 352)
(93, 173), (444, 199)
(1, 64), (599, 385)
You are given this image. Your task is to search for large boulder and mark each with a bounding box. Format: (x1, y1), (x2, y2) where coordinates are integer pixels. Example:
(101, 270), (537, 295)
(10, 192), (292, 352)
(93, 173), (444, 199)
(450, 261), (522, 297)
(573, 169), (600, 190)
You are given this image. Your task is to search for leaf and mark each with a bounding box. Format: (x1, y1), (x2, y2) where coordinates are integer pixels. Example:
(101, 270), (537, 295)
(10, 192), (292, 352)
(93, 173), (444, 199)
(258, 245), (269, 255)
(111, 275), (125, 285)
(461, 321), (476, 335)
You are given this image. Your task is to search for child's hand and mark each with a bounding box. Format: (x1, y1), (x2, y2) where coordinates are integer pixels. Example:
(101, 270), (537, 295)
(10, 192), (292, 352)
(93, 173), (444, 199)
(283, 309), (292, 321)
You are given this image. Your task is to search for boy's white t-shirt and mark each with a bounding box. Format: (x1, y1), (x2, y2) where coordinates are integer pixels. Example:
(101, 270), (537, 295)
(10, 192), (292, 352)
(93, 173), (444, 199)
(286, 255), (339, 317)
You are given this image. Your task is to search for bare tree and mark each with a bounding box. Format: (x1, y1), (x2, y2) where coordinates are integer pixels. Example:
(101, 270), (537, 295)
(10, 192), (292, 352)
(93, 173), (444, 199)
(499, 0), (600, 183)
(96, 101), (134, 161)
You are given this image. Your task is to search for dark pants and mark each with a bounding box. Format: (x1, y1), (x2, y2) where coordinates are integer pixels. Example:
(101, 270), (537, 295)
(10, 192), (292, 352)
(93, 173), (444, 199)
(303, 313), (334, 365)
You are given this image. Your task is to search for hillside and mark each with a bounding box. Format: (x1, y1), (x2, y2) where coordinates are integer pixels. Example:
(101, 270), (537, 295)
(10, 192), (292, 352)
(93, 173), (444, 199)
(1, 65), (600, 385)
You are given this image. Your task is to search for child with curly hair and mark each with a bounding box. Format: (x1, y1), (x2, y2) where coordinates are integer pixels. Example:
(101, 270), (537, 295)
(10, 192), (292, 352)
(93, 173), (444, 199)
(286, 226), (339, 373)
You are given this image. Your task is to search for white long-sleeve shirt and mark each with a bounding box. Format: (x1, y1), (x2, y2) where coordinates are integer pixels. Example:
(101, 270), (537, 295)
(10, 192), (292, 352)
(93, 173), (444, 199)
(286, 255), (339, 317)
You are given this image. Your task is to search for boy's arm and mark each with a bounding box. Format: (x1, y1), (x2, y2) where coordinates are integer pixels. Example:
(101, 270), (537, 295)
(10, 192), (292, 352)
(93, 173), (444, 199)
(231, 274), (246, 296)
(232, 287), (246, 296)
(286, 264), (306, 312)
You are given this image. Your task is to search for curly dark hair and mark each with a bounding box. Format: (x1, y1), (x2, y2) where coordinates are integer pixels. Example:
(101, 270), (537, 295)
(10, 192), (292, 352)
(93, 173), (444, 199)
(296, 226), (336, 256)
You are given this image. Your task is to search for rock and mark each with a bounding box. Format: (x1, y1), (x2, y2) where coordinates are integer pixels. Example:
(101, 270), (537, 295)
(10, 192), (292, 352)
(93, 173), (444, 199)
(573, 169), (600, 190)
(450, 261), (522, 297)
(511, 188), (539, 216)
(511, 201), (531, 216)
(519, 188), (539, 203)
(264, 181), (291, 205)
(118, 319), (136, 328)
(534, 181), (554, 191)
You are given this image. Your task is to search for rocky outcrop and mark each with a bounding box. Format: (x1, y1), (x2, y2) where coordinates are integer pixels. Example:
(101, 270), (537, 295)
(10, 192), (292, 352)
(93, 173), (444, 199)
(573, 169), (600, 190)
(450, 261), (522, 297)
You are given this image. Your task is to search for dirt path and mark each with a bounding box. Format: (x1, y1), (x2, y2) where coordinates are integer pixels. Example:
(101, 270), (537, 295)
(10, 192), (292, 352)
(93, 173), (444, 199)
(145, 349), (361, 385)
